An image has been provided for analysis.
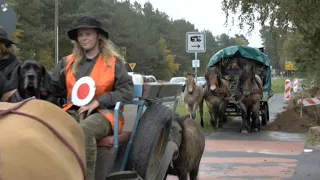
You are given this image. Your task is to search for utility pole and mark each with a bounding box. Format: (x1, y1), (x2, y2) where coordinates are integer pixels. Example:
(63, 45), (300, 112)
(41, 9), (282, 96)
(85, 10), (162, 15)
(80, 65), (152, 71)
(54, 0), (59, 64)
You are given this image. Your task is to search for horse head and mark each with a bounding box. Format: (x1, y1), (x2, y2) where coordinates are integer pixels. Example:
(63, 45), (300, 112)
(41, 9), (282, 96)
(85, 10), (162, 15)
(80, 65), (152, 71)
(239, 65), (255, 97)
(205, 66), (222, 91)
(185, 73), (196, 93)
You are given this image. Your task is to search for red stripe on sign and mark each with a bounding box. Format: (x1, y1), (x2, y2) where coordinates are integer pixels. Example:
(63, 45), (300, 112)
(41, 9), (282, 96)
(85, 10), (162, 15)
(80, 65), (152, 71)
(317, 98), (320, 101)
(285, 82), (290, 85)
(286, 95), (290, 99)
(285, 89), (290, 93)
(306, 99), (316, 105)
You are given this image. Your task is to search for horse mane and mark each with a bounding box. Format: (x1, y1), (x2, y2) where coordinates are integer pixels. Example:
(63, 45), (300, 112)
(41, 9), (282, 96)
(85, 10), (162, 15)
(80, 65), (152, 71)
(238, 65), (263, 91)
(205, 66), (220, 82)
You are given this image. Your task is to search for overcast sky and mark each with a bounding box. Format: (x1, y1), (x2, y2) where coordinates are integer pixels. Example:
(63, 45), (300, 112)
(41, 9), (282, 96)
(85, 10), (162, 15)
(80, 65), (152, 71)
(131, 0), (263, 47)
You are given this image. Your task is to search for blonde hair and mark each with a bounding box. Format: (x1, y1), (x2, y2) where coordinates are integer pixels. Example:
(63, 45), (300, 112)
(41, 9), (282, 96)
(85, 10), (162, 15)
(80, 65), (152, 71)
(70, 34), (126, 74)
(0, 42), (17, 56)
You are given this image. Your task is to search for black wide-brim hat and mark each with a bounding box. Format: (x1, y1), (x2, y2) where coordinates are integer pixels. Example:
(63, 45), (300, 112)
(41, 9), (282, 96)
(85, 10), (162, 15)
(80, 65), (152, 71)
(67, 16), (109, 41)
(0, 26), (16, 45)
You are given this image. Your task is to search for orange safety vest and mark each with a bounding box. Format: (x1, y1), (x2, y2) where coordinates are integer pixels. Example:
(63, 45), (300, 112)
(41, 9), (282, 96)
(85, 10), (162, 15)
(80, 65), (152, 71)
(62, 53), (125, 133)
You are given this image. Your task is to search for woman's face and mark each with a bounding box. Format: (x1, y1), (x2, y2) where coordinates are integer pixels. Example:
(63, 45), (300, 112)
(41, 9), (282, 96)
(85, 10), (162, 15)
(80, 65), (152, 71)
(77, 28), (98, 51)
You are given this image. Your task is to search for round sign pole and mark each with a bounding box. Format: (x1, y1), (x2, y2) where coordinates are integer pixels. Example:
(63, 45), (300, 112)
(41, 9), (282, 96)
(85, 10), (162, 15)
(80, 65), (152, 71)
(0, 0), (16, 37)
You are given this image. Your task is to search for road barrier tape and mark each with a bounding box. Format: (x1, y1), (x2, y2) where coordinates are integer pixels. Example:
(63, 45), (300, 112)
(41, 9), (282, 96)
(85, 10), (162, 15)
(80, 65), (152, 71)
(310, 80), (315, 88)
(284, 79), (291, 101)
(293, 78), (298, 92)
(297, 97), (320, 106)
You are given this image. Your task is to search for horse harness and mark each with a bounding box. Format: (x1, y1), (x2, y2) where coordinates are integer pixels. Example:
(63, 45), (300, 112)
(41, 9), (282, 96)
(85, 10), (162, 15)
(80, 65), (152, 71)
(0, 98), (87, 180)
(249, 75), (263, 95)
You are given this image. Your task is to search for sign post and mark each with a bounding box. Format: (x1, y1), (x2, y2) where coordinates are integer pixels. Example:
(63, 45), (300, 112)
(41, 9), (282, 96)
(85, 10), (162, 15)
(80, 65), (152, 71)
(186, 32), (206, 82)
(192, 59), (200, 77)
(129, 63), (136, 72)
(0, 0), (16, 37)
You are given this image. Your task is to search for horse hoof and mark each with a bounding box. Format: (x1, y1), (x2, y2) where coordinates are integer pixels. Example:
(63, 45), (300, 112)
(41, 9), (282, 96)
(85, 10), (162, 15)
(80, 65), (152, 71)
(254, 128), (259, 132)
(240, 129), (248, 134)
(216, 128), (223, 132)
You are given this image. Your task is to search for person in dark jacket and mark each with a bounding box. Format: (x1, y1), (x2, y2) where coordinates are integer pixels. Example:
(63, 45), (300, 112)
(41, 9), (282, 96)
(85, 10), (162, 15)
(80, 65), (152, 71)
(0, 26), (22, 101)
(48, 16), (134, 180)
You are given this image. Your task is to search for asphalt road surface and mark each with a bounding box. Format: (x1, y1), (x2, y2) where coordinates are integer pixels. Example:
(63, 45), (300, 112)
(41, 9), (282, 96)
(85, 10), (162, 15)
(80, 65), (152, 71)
(122, 93), (320, 180)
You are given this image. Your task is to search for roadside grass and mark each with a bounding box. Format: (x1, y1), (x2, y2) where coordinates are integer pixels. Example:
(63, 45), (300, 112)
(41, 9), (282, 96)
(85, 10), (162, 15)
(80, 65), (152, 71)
(168, 102), (215, 133)
(272, 77), (288, 94)
(306, 134), (320, 146)
(272, 76), (313, 94)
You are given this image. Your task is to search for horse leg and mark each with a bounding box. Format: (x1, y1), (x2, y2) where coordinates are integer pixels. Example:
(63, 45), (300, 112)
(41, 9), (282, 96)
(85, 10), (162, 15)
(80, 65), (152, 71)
(213, 106), (220, 130)
(185, 103), (192, 119)
(199, 98), (204, 128)
(191, 103), (198, 119)
(251, 101), (261, 132)
(189, 167), (199, 180)
(217, 99), (229, 130)
(239, 102), (250, 133)
(247, 106), (252, 130)
(178, 172), (188, 180)
(209, 105), (217, 128)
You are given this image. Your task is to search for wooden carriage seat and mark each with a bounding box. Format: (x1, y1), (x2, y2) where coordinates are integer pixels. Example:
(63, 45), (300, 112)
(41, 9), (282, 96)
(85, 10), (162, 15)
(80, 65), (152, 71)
(97, 131), (131, 147)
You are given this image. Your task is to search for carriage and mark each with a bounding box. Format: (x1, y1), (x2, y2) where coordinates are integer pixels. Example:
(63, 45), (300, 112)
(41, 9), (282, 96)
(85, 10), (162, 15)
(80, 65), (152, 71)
(96, 80), (183, 180)
(207, 45), (273, 126)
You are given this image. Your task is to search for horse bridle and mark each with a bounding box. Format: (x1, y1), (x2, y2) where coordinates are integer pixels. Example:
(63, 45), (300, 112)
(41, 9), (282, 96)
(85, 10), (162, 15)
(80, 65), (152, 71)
(0, 98), (87, 180)
(239, 73), (262, 95)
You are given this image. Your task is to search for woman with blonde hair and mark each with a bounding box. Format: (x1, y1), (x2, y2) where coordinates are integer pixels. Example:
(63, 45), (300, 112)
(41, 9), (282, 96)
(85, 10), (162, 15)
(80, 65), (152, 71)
(49, 16), (134, 180)
(0, 26), (21, 101)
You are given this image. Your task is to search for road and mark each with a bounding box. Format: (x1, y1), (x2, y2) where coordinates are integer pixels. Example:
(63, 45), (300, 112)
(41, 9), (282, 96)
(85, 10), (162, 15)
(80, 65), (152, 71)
(122, 93), (320, 179)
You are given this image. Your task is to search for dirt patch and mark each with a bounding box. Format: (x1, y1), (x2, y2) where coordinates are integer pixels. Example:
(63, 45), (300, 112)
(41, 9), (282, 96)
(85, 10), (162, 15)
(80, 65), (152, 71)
(264, 107), (318, 133)
(264, 88), (320, 133)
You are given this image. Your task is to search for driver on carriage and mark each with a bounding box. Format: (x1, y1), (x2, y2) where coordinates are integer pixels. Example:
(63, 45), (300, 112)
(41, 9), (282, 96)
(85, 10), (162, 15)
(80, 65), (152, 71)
(48, 16), (134, 180)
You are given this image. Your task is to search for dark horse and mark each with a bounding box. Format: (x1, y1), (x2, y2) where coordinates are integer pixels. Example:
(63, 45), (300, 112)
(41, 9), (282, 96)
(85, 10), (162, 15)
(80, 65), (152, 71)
(236, 65), (263, 133)
(204, 66), (230, 130)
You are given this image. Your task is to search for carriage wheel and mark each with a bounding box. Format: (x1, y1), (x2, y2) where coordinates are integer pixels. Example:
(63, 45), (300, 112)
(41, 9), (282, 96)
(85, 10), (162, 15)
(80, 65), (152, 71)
(128, 103), (172, 179)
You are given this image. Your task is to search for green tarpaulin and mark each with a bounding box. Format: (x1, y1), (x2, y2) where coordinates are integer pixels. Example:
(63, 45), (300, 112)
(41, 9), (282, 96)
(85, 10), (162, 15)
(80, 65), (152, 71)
(207, 45), (271, 67)
(207, 45), (272, 93)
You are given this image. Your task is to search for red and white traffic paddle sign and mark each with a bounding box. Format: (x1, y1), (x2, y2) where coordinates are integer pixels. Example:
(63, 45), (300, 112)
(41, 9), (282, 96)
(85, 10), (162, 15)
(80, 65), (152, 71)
(71, 76), (96, 107)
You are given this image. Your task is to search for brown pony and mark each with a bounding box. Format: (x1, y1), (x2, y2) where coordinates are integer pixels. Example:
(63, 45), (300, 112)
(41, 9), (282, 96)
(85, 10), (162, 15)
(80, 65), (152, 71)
(183, 73), (204, 127)
(237, 65), (263, 133)
(204, 66), (230, 130)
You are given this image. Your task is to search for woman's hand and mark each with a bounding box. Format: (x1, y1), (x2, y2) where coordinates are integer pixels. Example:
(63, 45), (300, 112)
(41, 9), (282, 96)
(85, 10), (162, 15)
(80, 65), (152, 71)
(78, 100), (100, 116)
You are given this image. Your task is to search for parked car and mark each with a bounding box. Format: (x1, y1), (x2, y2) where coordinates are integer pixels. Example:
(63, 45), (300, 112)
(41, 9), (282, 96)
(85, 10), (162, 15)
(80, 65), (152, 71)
(169, 77), (186, 92)
(169, 77), (186, 85)
(144, 75), (157, 83)
(196, 76), (206, 87)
